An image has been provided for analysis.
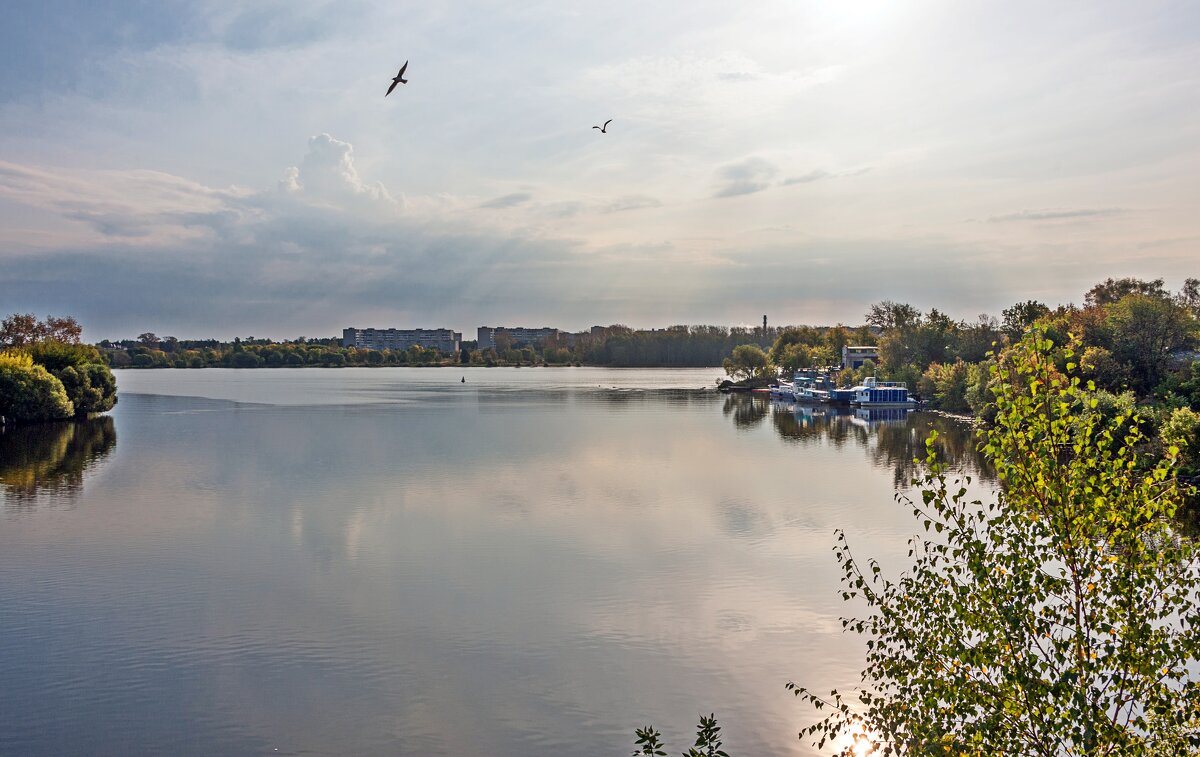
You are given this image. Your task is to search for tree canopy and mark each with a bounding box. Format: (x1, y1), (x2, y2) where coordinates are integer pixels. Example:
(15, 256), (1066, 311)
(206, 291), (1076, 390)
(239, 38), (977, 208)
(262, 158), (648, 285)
(0, 314), (82, 347)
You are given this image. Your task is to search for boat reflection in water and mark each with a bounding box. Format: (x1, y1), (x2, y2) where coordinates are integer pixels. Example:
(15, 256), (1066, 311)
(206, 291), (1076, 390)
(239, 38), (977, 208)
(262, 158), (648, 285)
(852, 406), (913, 427)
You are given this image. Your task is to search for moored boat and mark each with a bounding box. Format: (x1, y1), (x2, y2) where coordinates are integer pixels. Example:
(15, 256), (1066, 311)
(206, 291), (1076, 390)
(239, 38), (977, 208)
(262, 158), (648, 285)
(770, 381), (795, 401)
(850, 377), (915, 407)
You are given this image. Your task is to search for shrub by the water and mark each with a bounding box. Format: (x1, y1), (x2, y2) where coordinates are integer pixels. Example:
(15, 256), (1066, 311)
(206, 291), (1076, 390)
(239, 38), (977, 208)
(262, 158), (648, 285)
(26, 341), (117, 417)
(0, 351), (75, 422)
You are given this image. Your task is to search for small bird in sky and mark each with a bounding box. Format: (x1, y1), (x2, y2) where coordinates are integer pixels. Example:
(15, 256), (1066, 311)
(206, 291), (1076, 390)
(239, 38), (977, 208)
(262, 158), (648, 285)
(593, 119), (612, 133)
(386, 61), (409, 96)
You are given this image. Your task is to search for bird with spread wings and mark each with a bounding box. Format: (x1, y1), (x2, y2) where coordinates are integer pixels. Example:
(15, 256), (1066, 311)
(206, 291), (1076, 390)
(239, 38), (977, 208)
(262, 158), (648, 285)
(386, 61), (409, 96)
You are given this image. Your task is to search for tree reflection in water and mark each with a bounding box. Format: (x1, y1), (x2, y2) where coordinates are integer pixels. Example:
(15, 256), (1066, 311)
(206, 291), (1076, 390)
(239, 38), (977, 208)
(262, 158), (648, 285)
(724, 395), (992, 487)
(722, 393), (771, 430)
(0, 417), (117, 510)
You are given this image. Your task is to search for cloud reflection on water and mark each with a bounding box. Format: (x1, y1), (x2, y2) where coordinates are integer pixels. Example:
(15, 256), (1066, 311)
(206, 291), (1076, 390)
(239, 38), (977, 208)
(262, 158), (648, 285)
(1, 381), (985, 756)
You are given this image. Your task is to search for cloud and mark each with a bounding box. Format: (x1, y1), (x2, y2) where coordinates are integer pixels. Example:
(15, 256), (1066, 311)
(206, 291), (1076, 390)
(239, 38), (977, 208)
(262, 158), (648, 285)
(539, 201), (587, 219)
(987, 208), (1124, 223)
(479, 192), (533, 209)
(280, 133), (394, 204)
(781, 170), (831, 185)
(780, 166), (872, 186)
(601, 195), (662, 213)
(0, 159), (250, 241)
(0, 135), (601, 334)
(713, 157), (777, 198)
(207, 1), (366, 52)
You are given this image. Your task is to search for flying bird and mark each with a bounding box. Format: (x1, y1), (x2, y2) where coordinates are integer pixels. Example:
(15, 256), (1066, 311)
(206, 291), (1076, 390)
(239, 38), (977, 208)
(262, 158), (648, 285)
(592, 119), (612, 133)
(386, 61), (409, 96)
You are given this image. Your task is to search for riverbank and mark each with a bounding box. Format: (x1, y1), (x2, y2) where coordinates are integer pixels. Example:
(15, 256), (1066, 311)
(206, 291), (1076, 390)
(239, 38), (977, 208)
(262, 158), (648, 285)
(715, 376), (775, 392)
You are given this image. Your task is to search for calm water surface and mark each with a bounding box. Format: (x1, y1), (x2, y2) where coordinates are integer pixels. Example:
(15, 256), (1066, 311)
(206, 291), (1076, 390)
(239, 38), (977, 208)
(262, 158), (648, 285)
(0, 368), (986, 756)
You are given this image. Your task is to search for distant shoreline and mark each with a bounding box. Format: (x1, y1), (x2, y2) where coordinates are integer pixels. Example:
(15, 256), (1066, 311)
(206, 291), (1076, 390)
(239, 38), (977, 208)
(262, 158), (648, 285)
(110, 364), (726, 370)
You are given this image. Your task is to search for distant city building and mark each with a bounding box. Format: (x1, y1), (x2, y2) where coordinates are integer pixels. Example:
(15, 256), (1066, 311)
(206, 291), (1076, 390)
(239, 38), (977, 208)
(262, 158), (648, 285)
(342, 328), (462, 353)
(842, 345), (879, 369)
(477, 326), (562, 351)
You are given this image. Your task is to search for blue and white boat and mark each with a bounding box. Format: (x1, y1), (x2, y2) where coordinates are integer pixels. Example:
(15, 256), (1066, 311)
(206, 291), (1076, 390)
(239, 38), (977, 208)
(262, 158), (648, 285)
(769, 381), (795, 401)
(850, 377), (914, 407)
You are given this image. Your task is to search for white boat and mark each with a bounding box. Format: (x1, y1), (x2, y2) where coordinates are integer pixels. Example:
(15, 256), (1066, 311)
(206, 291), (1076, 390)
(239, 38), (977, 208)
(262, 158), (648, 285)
(791, 375), (828, 403)
(770, 381), (795, 401)
(850, 377), (915, 407)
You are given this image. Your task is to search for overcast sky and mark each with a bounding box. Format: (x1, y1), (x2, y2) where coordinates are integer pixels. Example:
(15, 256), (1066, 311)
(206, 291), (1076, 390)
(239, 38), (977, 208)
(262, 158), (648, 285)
(1, 0), (1197, 340)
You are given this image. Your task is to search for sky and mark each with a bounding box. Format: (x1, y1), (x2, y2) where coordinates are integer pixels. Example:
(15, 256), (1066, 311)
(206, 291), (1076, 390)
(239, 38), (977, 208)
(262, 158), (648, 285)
(0, 0), (1198, 340)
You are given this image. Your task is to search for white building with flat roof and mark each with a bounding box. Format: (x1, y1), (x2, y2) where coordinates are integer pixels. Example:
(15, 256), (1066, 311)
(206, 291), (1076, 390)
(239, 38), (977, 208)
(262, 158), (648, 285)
(343, 328), (461, 353)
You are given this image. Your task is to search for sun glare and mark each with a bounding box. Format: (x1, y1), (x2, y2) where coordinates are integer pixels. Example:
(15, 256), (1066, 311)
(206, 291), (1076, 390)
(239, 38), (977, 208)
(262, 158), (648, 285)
(834, 724), (880, 757)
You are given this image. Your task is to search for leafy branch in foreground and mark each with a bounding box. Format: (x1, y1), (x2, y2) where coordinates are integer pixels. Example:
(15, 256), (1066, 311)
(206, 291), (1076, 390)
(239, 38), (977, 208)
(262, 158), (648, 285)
(791, 329), (1200, 755)
(632, 714), (731, 757)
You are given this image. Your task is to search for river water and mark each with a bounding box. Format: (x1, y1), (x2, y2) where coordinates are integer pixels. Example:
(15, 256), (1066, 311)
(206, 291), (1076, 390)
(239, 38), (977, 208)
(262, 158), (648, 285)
(0, 368), (986, 756)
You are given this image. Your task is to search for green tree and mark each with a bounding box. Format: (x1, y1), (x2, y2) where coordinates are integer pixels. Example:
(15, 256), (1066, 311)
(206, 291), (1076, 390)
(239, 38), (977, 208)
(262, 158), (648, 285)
(865, 301), (922, 332)
(769, 328), (808, 366)
(1179, 278), (1200, 319)
(963, 360), (993, 416)
(54, 364), (117, 416)
(0, 352), (74, 422)
(722, 344), (770, 381)
(1163, 361), (1200, 409)
(1104, 294), (1196, 393)
(792, 330), (1200, 755)
(919, 359), (973, 412)
(229, 351), (265, 368)
(1085, 277), (1168, 308)
(773, 343), (812, 375)
(1079, 345), (1129, 392)
(1161, 407), (1200, 479)
(1001, 300), (1050, 340)
(854, 358), (877, 384)
(19, 341), (117, 418)
(955, 314), (1002, 363)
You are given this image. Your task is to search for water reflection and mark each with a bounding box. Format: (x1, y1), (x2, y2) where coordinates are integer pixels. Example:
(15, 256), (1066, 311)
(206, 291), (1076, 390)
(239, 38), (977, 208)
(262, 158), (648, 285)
(724, 395), (992, 486)
(0, 417), (117, 509)
(0, 376), (992, 757)
(722, 393), (770, 429)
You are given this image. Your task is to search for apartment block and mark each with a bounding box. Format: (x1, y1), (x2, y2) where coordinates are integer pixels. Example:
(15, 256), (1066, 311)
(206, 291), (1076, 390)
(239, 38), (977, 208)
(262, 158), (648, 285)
(476, 326), (562, 351)
(342, 327), (462, 353)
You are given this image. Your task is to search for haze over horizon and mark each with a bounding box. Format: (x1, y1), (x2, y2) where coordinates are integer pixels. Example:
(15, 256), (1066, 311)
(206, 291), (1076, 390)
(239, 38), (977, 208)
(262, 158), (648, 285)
(1, 0), (1197, 341)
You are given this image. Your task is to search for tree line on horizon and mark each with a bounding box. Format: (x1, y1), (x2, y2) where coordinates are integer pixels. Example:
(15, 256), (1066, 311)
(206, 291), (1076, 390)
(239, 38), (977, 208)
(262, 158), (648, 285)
(95, 324), (814, 369)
